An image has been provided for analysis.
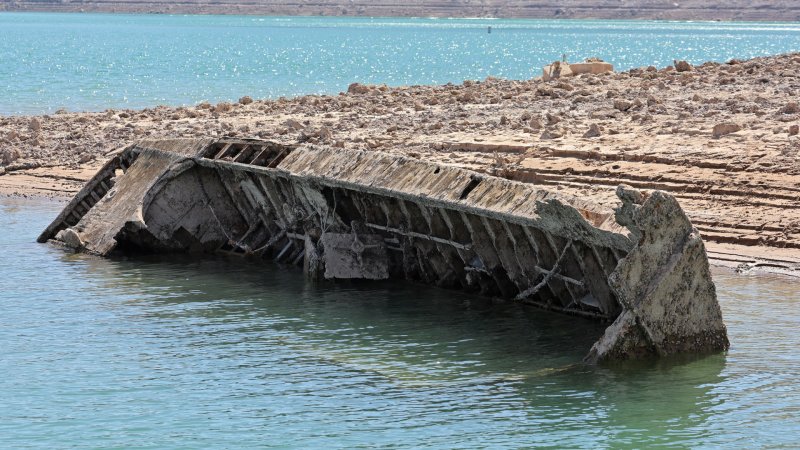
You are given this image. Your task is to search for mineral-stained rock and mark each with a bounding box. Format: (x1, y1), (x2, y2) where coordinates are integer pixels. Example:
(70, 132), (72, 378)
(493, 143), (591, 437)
(214, 102), (233, 113)
(712, 122), (741, 137)
(583, 123), (602, 138)
(0, 147), (21, 165)
(347, 82), (371, 94)
(780, 101), (799, 114)
(28, 118), (41, 133)
(674, 60), (693, 72)
(614, 99), (633, 111)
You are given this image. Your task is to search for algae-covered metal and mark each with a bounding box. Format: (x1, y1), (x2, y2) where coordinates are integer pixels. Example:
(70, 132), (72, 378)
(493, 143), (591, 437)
(39, 138), (729, 363)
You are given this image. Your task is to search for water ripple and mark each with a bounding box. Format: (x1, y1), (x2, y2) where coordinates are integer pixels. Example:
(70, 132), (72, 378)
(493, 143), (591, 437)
(1, 198), (799, 448)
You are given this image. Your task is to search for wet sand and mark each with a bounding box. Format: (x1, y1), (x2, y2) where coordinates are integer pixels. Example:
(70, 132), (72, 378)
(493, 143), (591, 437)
(2, 53), (799, 272)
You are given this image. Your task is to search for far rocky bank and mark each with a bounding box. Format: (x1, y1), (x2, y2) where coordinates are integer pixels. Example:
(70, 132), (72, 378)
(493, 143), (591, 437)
(4, 0), (800, 22)
(1, 52), (800, 267)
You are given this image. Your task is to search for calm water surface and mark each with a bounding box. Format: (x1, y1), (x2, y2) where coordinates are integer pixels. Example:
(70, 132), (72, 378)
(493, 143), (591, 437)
(1, 13), (800, 114)
(1, 198), (799, 448)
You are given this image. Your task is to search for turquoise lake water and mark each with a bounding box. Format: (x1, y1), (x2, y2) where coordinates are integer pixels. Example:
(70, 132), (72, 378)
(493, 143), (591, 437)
(2, 197), (800, 448)
(2, 13), (800, 447)
(1, 13), (800, 115)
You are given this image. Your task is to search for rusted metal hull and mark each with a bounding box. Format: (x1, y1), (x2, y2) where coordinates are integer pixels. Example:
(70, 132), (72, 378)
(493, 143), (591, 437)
(39, 138), (729, 363)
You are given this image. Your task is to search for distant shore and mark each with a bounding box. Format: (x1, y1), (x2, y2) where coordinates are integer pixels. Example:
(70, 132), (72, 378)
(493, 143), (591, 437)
(3, 1), (800, 22)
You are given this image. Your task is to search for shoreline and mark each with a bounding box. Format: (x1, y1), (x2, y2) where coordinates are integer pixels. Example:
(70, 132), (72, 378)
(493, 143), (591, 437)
(4, 2), (800, 23)
(3, 10), (800, 24)
(2, 52), (799, 275)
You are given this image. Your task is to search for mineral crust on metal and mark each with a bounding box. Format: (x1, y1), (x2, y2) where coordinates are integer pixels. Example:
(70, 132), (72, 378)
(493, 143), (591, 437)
(39, 138), (730, 363)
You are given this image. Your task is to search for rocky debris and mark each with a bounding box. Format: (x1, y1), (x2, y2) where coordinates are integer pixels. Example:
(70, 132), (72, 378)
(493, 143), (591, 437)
(214, 102), (233, 113)
(1, 148), (21, 165)
(300, 126), (333, 143)
(545, 113), (560, 125)
(713, 122), (741, 138)
(780, 101), (799, 114)
(347, 82), (372, 94)
(28, 117), (41, 133)
(583, 123), (602, 138)
(284, 118), (304, 131)
(6, 0), (800, 22)
(542, 58), (613, 81)
(674, 60), (693, 72)
(540, 128), (563, 140)
(238, 96), (254, 105)
(614, 99), (633, 111)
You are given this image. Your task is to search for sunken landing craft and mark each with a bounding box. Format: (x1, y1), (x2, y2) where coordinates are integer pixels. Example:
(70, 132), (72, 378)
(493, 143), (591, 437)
(39, 138), (729, 363)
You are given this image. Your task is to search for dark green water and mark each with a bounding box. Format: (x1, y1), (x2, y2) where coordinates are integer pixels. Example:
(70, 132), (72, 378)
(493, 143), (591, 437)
(1, 198), (798, 448)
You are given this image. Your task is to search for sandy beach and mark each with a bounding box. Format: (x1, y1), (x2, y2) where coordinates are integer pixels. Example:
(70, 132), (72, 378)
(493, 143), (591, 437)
(2, 52), (799, 268)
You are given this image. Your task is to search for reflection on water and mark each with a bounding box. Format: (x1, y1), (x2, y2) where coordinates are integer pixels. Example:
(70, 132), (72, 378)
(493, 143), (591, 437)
(1, 199), (798, 448)
(4, 14), (800, 114)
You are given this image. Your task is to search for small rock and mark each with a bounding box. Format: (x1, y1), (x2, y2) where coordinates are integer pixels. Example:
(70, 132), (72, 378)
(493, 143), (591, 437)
(780, 102), (799, 114)
(284, 118), (303, 130)
(0, 148), (21, 165)
(554, 82), (574, 91)
(546, 113), (560, 125)
(614, 99), (633, 111)
(674, 60), (693, 72)
(790, 125), (799, 136)
(28, 117), (41, 132)
(540, 129), (563, 140)
(57, 228), (84, 250)
(712, 122), (741, 138)
(214, 102), (233, 113)
(583, 124), (601, 138)
(347, 83), (371, 94)
(238, 96), (254, 105)
(313, 126), (333, 141)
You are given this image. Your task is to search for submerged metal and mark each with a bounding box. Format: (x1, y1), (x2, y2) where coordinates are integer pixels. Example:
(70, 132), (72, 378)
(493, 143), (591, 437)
(39, 138), (729, 363)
